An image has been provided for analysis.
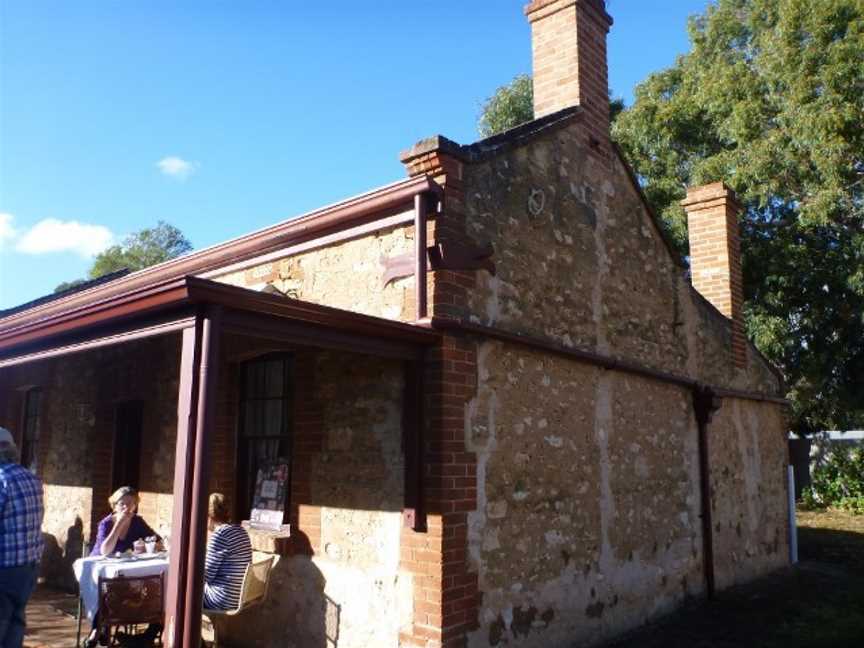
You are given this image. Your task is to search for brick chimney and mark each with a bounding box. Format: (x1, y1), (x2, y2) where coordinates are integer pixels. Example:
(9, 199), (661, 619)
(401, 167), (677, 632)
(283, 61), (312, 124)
(524, 0), (613, 150)
(681, 183), (747, 368)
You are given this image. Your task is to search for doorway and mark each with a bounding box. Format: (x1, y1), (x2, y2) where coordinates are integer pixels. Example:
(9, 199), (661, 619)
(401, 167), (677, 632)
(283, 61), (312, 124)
(111, 401), (143, 491)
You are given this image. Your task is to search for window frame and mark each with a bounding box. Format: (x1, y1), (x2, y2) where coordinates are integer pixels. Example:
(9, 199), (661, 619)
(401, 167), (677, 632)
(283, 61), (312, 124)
(234, 353), (294, 522)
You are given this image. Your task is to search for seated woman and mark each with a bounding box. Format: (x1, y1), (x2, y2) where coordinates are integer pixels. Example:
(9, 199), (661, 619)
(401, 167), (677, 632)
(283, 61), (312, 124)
(203, 493), (252, 611)
(91, 486), (160, 556)
(86, 486), (161, 646)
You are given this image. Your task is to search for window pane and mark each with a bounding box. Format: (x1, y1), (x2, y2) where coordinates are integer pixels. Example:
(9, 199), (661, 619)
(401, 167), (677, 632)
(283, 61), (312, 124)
(238, 355), (292, 517)
(265, 360), (284, 398)
(263, 400), (283, 437)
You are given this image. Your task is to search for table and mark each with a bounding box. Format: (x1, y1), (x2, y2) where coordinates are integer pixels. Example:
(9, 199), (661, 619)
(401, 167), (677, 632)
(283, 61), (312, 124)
(73, 554), (170, 622)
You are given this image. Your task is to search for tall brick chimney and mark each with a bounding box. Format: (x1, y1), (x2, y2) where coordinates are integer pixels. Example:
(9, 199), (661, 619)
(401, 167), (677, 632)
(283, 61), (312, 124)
(524, 0), (613, 149)
(682, 183), (747, 368)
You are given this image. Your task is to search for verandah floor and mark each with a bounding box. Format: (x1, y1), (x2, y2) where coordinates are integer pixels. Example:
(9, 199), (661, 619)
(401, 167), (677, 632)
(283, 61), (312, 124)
(24, 585), (79, 648)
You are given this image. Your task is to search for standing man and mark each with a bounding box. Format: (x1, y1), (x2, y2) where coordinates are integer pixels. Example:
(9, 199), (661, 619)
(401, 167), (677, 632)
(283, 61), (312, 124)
(0, 426), (44, 648)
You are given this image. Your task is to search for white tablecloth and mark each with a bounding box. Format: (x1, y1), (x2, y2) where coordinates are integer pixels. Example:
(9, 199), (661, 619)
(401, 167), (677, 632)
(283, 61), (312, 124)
(73, 555), (170, 622)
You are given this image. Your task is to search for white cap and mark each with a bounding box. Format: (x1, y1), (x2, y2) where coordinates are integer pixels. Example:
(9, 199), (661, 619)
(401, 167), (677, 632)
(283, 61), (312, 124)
(0, 426), (14, 445)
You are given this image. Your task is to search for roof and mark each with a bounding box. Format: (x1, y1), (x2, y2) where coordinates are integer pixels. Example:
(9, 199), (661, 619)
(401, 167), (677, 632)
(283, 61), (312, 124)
(0, 276), (439, 367)
(0, 175), (440, 331)
(0, 269), (130, 319)
(400, 107), (583, 165)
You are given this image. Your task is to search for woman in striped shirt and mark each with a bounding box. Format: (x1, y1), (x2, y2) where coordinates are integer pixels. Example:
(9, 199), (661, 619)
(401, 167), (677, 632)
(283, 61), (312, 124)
(203, 493), (252, 610)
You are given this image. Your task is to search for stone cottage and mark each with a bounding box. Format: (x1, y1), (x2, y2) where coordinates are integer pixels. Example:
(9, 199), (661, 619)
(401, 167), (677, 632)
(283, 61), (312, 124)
(0, 1), (790, 647)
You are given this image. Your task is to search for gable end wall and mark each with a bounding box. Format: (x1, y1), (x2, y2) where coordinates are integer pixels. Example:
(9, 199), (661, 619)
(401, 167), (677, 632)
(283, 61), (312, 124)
(454, 122), (789, 647)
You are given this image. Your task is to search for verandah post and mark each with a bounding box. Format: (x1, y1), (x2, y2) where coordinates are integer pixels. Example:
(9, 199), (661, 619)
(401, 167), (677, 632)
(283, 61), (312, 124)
(164, 306), (221, 648)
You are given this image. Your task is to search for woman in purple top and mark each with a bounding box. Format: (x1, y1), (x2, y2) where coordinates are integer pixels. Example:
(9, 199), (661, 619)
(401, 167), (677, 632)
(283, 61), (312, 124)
(90, 486), (160, 556)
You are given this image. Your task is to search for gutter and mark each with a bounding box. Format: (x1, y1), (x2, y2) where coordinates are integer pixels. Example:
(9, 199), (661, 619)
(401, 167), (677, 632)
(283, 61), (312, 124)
(0, 175), (442, 332)
(430, 318), (787, 406)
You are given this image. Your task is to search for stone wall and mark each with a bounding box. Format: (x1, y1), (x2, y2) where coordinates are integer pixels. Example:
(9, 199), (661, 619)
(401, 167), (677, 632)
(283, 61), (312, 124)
(453, 119), (789, 646)
(709, 399), (789, 590)
(223, 350), (413, 648)
(466, 341), (705, 647)
(461, 123), (780, 395)
(0, 335), (181, 588)
(210, 216), (417, 321)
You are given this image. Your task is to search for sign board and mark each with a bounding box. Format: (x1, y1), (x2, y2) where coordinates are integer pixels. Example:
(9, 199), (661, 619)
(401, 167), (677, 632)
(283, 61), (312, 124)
(249, 459), (290, 531)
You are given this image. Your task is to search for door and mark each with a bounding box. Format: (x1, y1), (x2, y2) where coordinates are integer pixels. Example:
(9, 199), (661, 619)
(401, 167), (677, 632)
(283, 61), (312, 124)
(112, 401), (144, 491)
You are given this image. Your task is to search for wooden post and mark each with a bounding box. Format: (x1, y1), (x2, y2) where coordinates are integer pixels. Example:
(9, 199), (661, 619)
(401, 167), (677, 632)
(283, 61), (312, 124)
(164, 307), (221, 648)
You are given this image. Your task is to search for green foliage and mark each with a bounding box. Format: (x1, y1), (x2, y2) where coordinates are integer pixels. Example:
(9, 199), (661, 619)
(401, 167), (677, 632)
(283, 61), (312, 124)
(88, 221), (192, 279)
(54, 221), (192, 293)
(802, 444), (864, 515)
(478, 74), (534, 138)
(53, 278), (88, 294)
(477, 74), (627, 138)
(612, 0), (864, 435)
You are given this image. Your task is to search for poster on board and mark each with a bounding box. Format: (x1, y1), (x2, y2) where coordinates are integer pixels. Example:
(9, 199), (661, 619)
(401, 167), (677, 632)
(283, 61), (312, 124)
(249, 458), (290, 531)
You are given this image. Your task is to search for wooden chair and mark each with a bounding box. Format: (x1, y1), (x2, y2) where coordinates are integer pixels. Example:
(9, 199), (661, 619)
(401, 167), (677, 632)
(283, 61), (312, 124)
(98, 573), (165, 646)
(201, 556), (275, 648)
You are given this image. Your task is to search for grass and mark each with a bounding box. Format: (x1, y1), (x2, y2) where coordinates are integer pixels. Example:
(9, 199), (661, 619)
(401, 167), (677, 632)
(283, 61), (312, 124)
(605, 507), (864, 648)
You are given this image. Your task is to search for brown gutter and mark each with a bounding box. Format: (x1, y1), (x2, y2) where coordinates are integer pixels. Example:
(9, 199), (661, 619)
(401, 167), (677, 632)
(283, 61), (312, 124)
(0, 316), (195, 368)
(0, 277), (192, 353)
(184, 278), (439, 346)
(430, 318), (787, 406)
(693, 387), (721, 598)
(415, 193), (429, 320)
(0, 175), (442, 331)
(0, 276), (440, 358)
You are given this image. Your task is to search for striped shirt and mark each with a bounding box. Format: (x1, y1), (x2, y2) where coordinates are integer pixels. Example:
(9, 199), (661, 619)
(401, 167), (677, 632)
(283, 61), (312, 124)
(0, 462), (44, 567)
(203, 524), (252, 611)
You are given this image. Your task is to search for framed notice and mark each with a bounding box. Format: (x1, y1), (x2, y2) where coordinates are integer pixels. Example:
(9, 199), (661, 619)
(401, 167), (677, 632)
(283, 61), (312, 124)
(249, 459), (290, 531)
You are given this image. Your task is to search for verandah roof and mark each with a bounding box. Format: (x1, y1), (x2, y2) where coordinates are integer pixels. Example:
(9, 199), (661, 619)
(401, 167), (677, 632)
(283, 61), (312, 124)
(0, 276), (437, 648)
(0, 275), (439, 366)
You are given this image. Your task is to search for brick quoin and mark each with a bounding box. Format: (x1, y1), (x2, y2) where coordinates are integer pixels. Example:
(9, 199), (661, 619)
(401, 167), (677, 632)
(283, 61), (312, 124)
(682, 182), (747, 368)
(288, 350), (324, 554)
(399, 147), (480, 648)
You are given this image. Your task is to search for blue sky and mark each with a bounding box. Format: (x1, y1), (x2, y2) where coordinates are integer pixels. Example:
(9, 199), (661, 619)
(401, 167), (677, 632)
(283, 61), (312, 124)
(0, 0), (709, 309)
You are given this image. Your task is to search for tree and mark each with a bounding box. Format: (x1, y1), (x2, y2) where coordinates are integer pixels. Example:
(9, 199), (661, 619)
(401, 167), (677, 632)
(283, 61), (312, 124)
(478, 74), (534, 138)
(88, 221), (192, 279)
(478, 74), (625, 137)
(54, 221), (192, 291)
(53, 279), (88, 294)
(612, 0), (864, 435)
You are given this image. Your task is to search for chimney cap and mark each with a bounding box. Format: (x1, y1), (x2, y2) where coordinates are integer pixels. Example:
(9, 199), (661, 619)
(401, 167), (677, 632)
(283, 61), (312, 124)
(524, 0), (613, 27)
(680, 182), (741, 211)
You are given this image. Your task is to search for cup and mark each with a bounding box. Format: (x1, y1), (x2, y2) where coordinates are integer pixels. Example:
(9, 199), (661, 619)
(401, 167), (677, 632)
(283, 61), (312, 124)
(145, 539), (157, 554)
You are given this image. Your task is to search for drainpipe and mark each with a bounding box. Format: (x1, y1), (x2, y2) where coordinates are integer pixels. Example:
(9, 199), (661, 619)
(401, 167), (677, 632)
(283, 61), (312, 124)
(414, 192), (429, 321)
(693, 386), (721, 599)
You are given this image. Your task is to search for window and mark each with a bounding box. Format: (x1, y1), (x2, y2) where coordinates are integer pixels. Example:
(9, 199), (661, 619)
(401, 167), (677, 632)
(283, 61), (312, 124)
(112, 401), (143, 491)
(237, 355), (293, 520)
(21, 388), (42, 473)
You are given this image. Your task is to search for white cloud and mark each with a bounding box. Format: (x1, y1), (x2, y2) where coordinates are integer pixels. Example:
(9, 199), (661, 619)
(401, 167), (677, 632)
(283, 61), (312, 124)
(0, 213), (17, 248)
(15, 218), (114, 257)
(156, 156), (198, 180)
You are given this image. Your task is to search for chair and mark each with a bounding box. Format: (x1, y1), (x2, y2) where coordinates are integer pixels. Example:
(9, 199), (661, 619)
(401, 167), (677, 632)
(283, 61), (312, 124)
(98, 573), (165, 646)
(201, 556), (275, 648)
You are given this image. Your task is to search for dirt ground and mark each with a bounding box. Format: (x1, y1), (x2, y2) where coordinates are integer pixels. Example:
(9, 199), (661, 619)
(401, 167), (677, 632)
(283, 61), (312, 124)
(605, 508), (864, 648)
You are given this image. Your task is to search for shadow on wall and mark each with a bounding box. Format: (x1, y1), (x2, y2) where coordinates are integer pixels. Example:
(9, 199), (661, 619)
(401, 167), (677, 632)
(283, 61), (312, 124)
(219, 531), (333, 648)
(40, 516), (85, 592)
